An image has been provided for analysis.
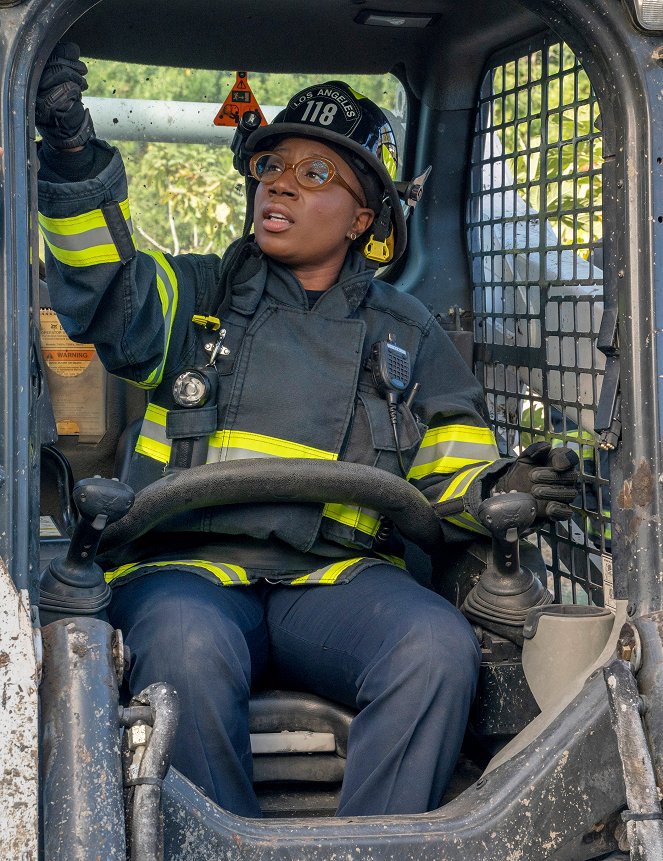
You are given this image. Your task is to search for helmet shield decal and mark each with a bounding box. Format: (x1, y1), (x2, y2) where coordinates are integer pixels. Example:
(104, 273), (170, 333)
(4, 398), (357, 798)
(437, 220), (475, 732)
(285, 86), (362, 137)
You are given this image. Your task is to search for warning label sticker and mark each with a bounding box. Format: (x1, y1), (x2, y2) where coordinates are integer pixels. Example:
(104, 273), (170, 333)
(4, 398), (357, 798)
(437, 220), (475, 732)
(40, 309), (95, 377)
(602, 553), (616, 611)
(39, 308), (107, 441)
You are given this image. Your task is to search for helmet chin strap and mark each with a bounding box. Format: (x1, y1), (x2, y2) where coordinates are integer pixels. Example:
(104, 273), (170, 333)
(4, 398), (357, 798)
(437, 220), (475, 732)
(363, 200), (395, 265)
(363, 167), (432, 265)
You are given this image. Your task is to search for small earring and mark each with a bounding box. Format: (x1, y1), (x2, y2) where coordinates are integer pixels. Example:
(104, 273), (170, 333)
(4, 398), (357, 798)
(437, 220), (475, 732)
(348, 232), (357, 241)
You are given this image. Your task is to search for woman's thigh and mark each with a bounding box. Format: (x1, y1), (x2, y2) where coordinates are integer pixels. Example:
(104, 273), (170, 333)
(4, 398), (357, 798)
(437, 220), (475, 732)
(265, 565), (481, 708)
(108, 571), (270, 689)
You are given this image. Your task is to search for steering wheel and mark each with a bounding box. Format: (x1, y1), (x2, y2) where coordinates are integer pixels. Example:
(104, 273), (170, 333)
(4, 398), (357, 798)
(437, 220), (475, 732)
(99, 458), (443, 555)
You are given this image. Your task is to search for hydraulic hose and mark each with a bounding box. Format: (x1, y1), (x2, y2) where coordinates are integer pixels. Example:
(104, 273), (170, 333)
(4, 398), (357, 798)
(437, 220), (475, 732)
(123, 683), (179, 861)
(100, 458), (443, 554)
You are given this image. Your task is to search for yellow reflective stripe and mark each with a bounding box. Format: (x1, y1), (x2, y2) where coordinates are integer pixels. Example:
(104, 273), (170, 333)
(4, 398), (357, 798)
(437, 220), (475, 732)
(39, 199), (135, 267)
(322, 503), (380, 536)
(437, 462), (492, 504)
(143, 403), (167, 424)
(135, 436), (171, 463)
(39, 199), (132, 235)
(135, 410), (338, 467)
(408, 425), (499, 480)
(446, 511), (490, 536)
(380, 144), (397, 180)
(376, 552), (407, 570)
(105, 559), (250, 585)
(419, 425), (498, 448)
(135, 403), (171, 463)
(290, 557), (366, 585)
(207, 430), (337, 462)
(136, 251), (179, 390)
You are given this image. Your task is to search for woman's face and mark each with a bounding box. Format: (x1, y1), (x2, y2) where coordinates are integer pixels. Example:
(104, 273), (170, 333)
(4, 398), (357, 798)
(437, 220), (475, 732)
(252, 137), (374, 281)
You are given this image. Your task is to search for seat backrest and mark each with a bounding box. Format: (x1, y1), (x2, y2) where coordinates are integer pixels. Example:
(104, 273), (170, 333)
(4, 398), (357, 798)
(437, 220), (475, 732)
(114, 417), (143, 484)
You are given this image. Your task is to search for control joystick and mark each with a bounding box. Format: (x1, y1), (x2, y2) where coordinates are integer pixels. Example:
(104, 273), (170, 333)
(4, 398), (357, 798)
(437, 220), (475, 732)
(39, 477), (135, 625)
(462, 492), (552, 645)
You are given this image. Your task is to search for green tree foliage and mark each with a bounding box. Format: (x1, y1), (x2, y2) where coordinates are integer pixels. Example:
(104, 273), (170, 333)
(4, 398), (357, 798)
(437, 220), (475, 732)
(122, 141), (245, 254)
(84, 60), (401, 255)
(489, 41), (602, 257)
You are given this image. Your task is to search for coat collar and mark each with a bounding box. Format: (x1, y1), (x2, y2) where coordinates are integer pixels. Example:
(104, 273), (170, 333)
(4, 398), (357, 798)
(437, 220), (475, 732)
(229, 241), (374, 319)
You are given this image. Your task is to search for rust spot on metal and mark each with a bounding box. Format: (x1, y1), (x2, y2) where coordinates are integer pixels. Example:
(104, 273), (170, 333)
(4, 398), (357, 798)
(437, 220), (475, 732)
(625, 510), (642, 539)
(617, 623), (637, 662)
(618, 479), (633, 509)
(632, 458), (654, 507)
(619, 460), (654, 510)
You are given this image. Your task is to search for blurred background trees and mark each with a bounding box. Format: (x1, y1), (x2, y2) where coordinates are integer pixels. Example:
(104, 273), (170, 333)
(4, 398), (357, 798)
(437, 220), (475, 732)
(84, 61), (401, 255)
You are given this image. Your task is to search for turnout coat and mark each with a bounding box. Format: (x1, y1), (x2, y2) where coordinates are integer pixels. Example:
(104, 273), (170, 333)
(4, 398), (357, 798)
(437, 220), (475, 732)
(38, 140), (509, 587)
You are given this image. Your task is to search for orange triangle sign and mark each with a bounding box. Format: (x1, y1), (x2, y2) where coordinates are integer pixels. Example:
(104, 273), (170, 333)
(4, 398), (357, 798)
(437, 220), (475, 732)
(213, 71), (267, 127)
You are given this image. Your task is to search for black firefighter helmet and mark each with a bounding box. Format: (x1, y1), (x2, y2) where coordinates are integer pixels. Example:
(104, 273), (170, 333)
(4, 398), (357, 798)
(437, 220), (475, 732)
(239, 81), (409, 265)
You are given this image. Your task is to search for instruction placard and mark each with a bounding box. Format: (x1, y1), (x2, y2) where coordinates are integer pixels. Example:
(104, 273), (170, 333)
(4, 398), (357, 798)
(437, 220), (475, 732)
(602, 553), (616, 611)
(39, 308), (107, 441)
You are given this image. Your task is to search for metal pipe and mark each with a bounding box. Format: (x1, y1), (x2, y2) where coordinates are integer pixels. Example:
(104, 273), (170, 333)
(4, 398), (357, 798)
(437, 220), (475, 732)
(604, 658), (663, 859)
(40, 617), (126, 861)
(86, 98), (406, 154)
(86, 97), (280, 145)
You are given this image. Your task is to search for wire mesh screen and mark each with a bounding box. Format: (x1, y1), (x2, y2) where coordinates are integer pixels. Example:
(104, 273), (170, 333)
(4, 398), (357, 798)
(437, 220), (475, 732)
(467, 36), (610, 606)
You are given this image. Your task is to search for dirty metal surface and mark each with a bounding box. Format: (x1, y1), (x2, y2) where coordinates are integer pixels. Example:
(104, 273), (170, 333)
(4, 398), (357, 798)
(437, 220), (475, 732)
(40, 617), (126, 860)
(161, 671), (625, 861)
(634, 612), (663, 787)
(604, 658), (663, 859)
(0, 557), (38, 860)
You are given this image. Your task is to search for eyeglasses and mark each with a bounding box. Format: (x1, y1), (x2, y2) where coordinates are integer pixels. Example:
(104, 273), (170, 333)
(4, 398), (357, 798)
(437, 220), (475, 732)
(249, 151), (366, 206)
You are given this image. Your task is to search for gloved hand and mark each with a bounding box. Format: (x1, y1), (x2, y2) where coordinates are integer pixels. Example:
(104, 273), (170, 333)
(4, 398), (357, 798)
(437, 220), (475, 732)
(36, 42), (94, 150)
(494, 441), (579, 522)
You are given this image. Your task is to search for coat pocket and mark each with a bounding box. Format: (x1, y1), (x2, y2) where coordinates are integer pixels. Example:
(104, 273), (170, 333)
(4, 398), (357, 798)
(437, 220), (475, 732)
(319, 390), (426, 550)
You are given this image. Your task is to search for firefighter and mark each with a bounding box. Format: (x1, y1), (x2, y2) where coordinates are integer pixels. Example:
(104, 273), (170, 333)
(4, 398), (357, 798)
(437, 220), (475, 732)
(36, 44), (578, 817)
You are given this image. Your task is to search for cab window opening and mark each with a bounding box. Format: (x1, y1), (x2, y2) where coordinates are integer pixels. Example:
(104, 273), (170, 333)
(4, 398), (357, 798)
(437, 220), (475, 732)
(81, 62), (408, 258)
(467, 34), (609, 609)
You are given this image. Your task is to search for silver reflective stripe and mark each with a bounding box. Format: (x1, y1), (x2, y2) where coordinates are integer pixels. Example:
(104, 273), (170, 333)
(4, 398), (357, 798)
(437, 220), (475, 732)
(409, 424), (500, 480)
(135, 251), (179, 390)
(135, 403), (172, 463)
(206, 445), (272, 464)
(38, 199), (135, 267)
(39, 219), (134, 253)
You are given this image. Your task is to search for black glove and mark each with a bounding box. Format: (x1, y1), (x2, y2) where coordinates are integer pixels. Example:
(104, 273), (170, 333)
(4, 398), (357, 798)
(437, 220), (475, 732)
(495, 441), (579, 521)
(36, 42), (94, 150)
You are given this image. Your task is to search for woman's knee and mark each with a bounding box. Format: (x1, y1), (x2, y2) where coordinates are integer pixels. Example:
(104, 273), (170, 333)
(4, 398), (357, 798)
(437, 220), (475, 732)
(382, 599), (481, 692)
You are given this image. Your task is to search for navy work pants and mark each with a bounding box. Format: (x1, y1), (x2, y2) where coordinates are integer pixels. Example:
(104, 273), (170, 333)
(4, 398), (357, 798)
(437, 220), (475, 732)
(108, 565), (481, 818)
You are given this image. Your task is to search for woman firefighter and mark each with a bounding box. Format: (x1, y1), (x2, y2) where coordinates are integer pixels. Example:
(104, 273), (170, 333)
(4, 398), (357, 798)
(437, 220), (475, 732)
(36, 44), (578, 816)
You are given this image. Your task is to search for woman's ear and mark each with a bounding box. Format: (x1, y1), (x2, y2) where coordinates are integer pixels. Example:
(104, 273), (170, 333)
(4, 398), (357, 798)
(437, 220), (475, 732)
(353, 207), (375, 236)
